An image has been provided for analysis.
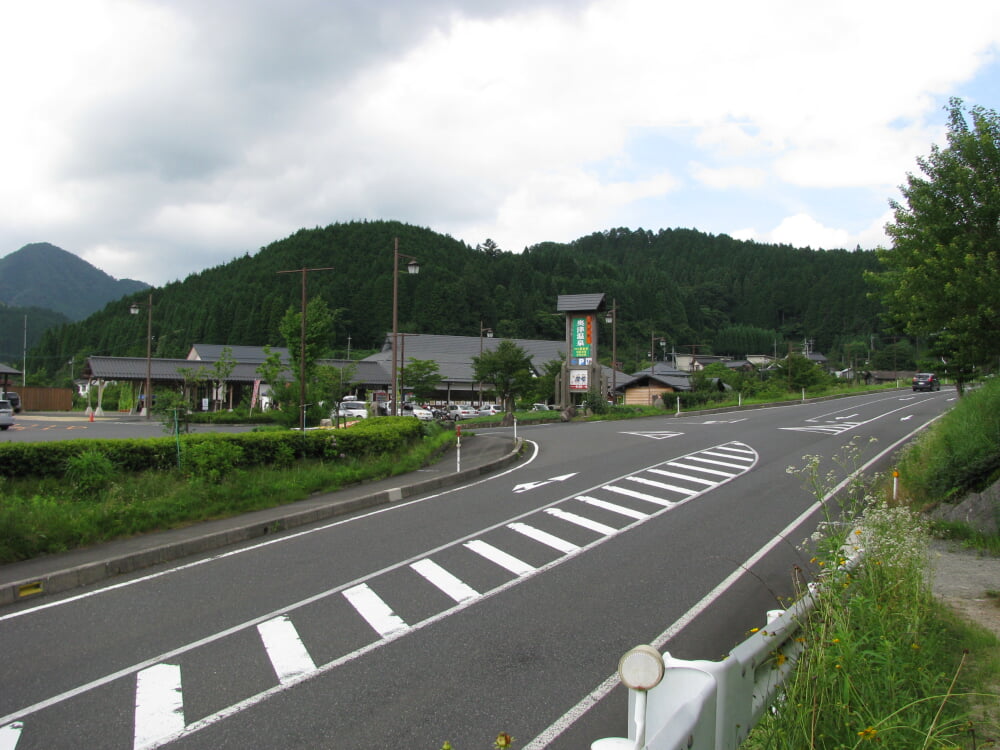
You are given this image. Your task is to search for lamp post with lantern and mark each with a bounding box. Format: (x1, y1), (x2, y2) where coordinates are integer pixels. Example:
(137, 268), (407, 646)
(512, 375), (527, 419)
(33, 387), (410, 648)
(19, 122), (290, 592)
(129, 294), (153, 420)
(391, 237), (420, 416)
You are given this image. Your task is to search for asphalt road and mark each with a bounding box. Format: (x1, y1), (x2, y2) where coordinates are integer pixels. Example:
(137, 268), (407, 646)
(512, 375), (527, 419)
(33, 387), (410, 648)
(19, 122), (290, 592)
(0, 412), (256, 442)
(0, 391), (955, 749)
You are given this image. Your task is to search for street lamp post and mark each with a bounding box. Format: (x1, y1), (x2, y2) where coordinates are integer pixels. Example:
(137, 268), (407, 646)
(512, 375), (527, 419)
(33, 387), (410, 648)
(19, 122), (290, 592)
(129, 293), (153, 420)
(604, 300), (618, 402)
(391, 237), (420, 416)
(478, 322), (493, 407)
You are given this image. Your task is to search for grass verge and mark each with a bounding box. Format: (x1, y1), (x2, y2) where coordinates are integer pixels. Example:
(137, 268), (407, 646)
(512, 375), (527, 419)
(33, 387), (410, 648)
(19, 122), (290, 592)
(0, 426), (455, 563)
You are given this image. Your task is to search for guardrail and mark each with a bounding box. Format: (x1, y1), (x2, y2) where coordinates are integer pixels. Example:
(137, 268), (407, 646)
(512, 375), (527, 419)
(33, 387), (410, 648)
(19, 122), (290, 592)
(592, 530), (863, 750)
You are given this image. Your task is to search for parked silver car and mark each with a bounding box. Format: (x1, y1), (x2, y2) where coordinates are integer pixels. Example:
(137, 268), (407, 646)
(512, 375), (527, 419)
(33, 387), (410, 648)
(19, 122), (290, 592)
(446, 404), (476, 420)
(476, 404), (501, 416)
(0, 400), (13, 430)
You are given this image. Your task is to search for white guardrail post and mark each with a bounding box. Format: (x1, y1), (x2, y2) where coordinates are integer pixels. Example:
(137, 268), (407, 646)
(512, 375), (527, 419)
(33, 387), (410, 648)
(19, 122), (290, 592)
(592, 533), (863, 750)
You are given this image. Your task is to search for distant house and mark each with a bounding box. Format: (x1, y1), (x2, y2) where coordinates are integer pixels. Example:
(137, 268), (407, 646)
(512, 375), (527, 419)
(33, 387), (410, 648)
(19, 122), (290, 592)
(616, 363), (691, 406)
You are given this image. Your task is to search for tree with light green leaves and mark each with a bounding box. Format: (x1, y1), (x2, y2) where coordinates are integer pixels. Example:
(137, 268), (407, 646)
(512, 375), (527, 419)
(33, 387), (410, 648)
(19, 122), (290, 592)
(868, 98), (1000, 394)
(402, 358), (443, 402)
(472, 339), (534, 414)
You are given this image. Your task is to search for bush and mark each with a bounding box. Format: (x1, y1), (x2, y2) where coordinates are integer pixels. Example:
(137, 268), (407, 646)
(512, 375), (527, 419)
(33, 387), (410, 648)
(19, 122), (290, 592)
(64, 449), (118, 494)
(183, 440), (245, 483)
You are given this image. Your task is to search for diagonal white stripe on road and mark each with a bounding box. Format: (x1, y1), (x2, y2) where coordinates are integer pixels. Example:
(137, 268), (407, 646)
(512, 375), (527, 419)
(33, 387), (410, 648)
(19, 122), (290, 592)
(257, 616), (317, 685)
(463, 540), (535, 576)
(626, 475), (698, 496)
(647, 468), (716, 486)
(0, 722), (23, 750)
(666, 460), (736, 478)
(410, 559), (479, 603)
(602, 484), (676, 506)
(134, 664), (184, 750)
(544, 508), (619, 535)
(682, 455), (750, 470)
(507, 523), (580, 554)
(576, 496), (649, 520)
(698, 450), (754, 463)
(343, 584), (410, 638)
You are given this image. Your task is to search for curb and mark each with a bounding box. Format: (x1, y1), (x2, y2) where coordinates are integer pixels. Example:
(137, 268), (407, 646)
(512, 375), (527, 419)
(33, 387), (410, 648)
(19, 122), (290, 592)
(1, 437), (524, 608)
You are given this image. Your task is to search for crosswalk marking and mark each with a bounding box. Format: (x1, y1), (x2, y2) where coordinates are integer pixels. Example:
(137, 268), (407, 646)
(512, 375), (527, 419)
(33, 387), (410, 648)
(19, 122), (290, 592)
(602, 484), (676, 506)
(343, 584), (409, 638)
(576, 496), (649, 520)
(507, 523), (580, 554)
(545, 508), (619, 535)
(648, 468), (716, 486)
(464, 540), (535, 576)
(257, 616), (316, 684)
(0, 722), (22, 750)
(410, 559), (479, 603)
(134, 664), (184, 750)
(626, 475), (698, 496)
(682, 455), (749, 470)
(665, 460), (736, 478)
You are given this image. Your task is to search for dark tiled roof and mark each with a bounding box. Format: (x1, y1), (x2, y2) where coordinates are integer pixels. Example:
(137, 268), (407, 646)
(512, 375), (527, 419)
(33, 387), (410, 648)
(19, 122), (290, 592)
(556, 293), (606, 312)
(187, 344), (290, 364)
(0, 363), (21, 376)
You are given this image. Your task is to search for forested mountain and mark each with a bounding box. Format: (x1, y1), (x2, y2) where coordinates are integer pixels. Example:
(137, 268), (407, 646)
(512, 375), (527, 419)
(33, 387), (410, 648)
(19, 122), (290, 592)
(29, 221), (884, 380)
(0, 243), (150, 320)
(0, 304), (70, 370)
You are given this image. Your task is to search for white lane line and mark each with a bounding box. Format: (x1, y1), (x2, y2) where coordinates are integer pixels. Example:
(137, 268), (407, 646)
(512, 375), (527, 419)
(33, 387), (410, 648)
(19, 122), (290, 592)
(0, 722), (22, 750)
(576, 496), (649, 520)
(647, 468), (716, 486)
(410, 559), (479, 603)
(507, 523), (580, 554)
(463, 540), (535, 576)
(666, 460), (736, 478)
(342, 584), (409, 638)
(257, 616), (316, 685)
(626, 475), (698, 496)
(544, 508), (619, 535)
(602, 484), (676, 506)
(134, 664), (184, 750)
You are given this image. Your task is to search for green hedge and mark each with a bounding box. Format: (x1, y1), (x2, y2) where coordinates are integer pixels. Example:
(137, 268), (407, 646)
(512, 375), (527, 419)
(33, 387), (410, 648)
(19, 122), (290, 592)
(0, 417), (424, 480)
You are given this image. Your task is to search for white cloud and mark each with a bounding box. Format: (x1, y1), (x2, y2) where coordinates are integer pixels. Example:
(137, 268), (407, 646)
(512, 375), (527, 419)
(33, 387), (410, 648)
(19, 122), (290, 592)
(0, 0), (998, 283)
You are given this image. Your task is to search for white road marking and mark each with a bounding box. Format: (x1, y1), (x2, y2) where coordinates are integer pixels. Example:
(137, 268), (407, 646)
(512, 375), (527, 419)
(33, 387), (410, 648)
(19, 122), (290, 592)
(666, 460), (736, 478)
(682, 455), (750, 470)
(576, 496), (650, 520)
(410, 559), (479, 603)
(648, 468), (716, 486)
(464, 540), (535, 576)
(257, 616), (316, 684)
(625, 475), (698, 496)
(133, 664), (184, 750)
(602, 484), (676, 506)
(342, 584), (409, 638)
(0, 722), (22, 750)
(544, 508), (619, 535)
(507, 523), (580, 554)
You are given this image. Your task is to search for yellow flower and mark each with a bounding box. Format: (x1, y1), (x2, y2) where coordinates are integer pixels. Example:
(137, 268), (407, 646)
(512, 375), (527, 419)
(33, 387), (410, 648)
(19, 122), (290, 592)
(494, 732), (515, 749)
(911, 642), (921, 650)
(832, 638), (840, 643)
(441, 743), (453, 750)
(749, 627), (760, 633)
(857, 726), (878, 740)
(773, 652), (787, 667)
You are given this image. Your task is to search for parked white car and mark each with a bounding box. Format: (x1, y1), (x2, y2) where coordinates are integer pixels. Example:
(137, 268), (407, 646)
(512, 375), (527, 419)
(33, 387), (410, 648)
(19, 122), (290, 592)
(0, 399), (13, 430)
(337, 400), (368, 420)
(476, 404), (501, 416)
(401, 403), (434, 421)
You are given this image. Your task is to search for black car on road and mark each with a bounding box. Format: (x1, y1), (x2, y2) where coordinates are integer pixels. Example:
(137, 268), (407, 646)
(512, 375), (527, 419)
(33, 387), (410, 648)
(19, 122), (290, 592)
(912, 373), (941, 391)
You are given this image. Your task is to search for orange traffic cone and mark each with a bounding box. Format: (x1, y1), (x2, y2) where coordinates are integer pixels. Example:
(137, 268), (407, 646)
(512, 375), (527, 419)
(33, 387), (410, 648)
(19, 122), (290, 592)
(89, 411), (94, 422)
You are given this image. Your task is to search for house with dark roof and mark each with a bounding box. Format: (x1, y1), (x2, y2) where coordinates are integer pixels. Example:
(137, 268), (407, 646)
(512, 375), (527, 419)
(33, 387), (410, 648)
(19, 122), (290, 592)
(615, 363), (691, 406)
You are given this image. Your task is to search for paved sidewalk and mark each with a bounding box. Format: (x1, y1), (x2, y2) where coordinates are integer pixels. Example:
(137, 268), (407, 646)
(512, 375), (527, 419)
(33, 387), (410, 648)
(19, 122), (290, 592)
(0, 433), (522, 607)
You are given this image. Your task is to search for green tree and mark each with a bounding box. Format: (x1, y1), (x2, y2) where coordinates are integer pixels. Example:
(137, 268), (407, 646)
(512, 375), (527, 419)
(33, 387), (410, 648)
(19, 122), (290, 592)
(403, 358), (443, 402)
(774, 353), (831, 391)
(472, 340), (534, 414)
(868, 99), (1000, 394)
(209, 346), (236, 411)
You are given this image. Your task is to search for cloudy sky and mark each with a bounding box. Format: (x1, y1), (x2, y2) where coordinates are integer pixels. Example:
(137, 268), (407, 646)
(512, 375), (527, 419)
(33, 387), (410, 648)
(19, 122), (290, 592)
(1, 1), (998, 286)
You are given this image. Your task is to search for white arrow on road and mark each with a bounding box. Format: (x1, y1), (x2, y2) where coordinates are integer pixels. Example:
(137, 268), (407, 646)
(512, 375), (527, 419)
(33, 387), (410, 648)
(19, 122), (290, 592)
(513, 473), (577, 493)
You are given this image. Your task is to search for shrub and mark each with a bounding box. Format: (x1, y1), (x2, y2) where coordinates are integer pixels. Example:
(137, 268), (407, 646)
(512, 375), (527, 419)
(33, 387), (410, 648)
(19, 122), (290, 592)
(183, 440), (245, 483)
(64, 449), (118, 494)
